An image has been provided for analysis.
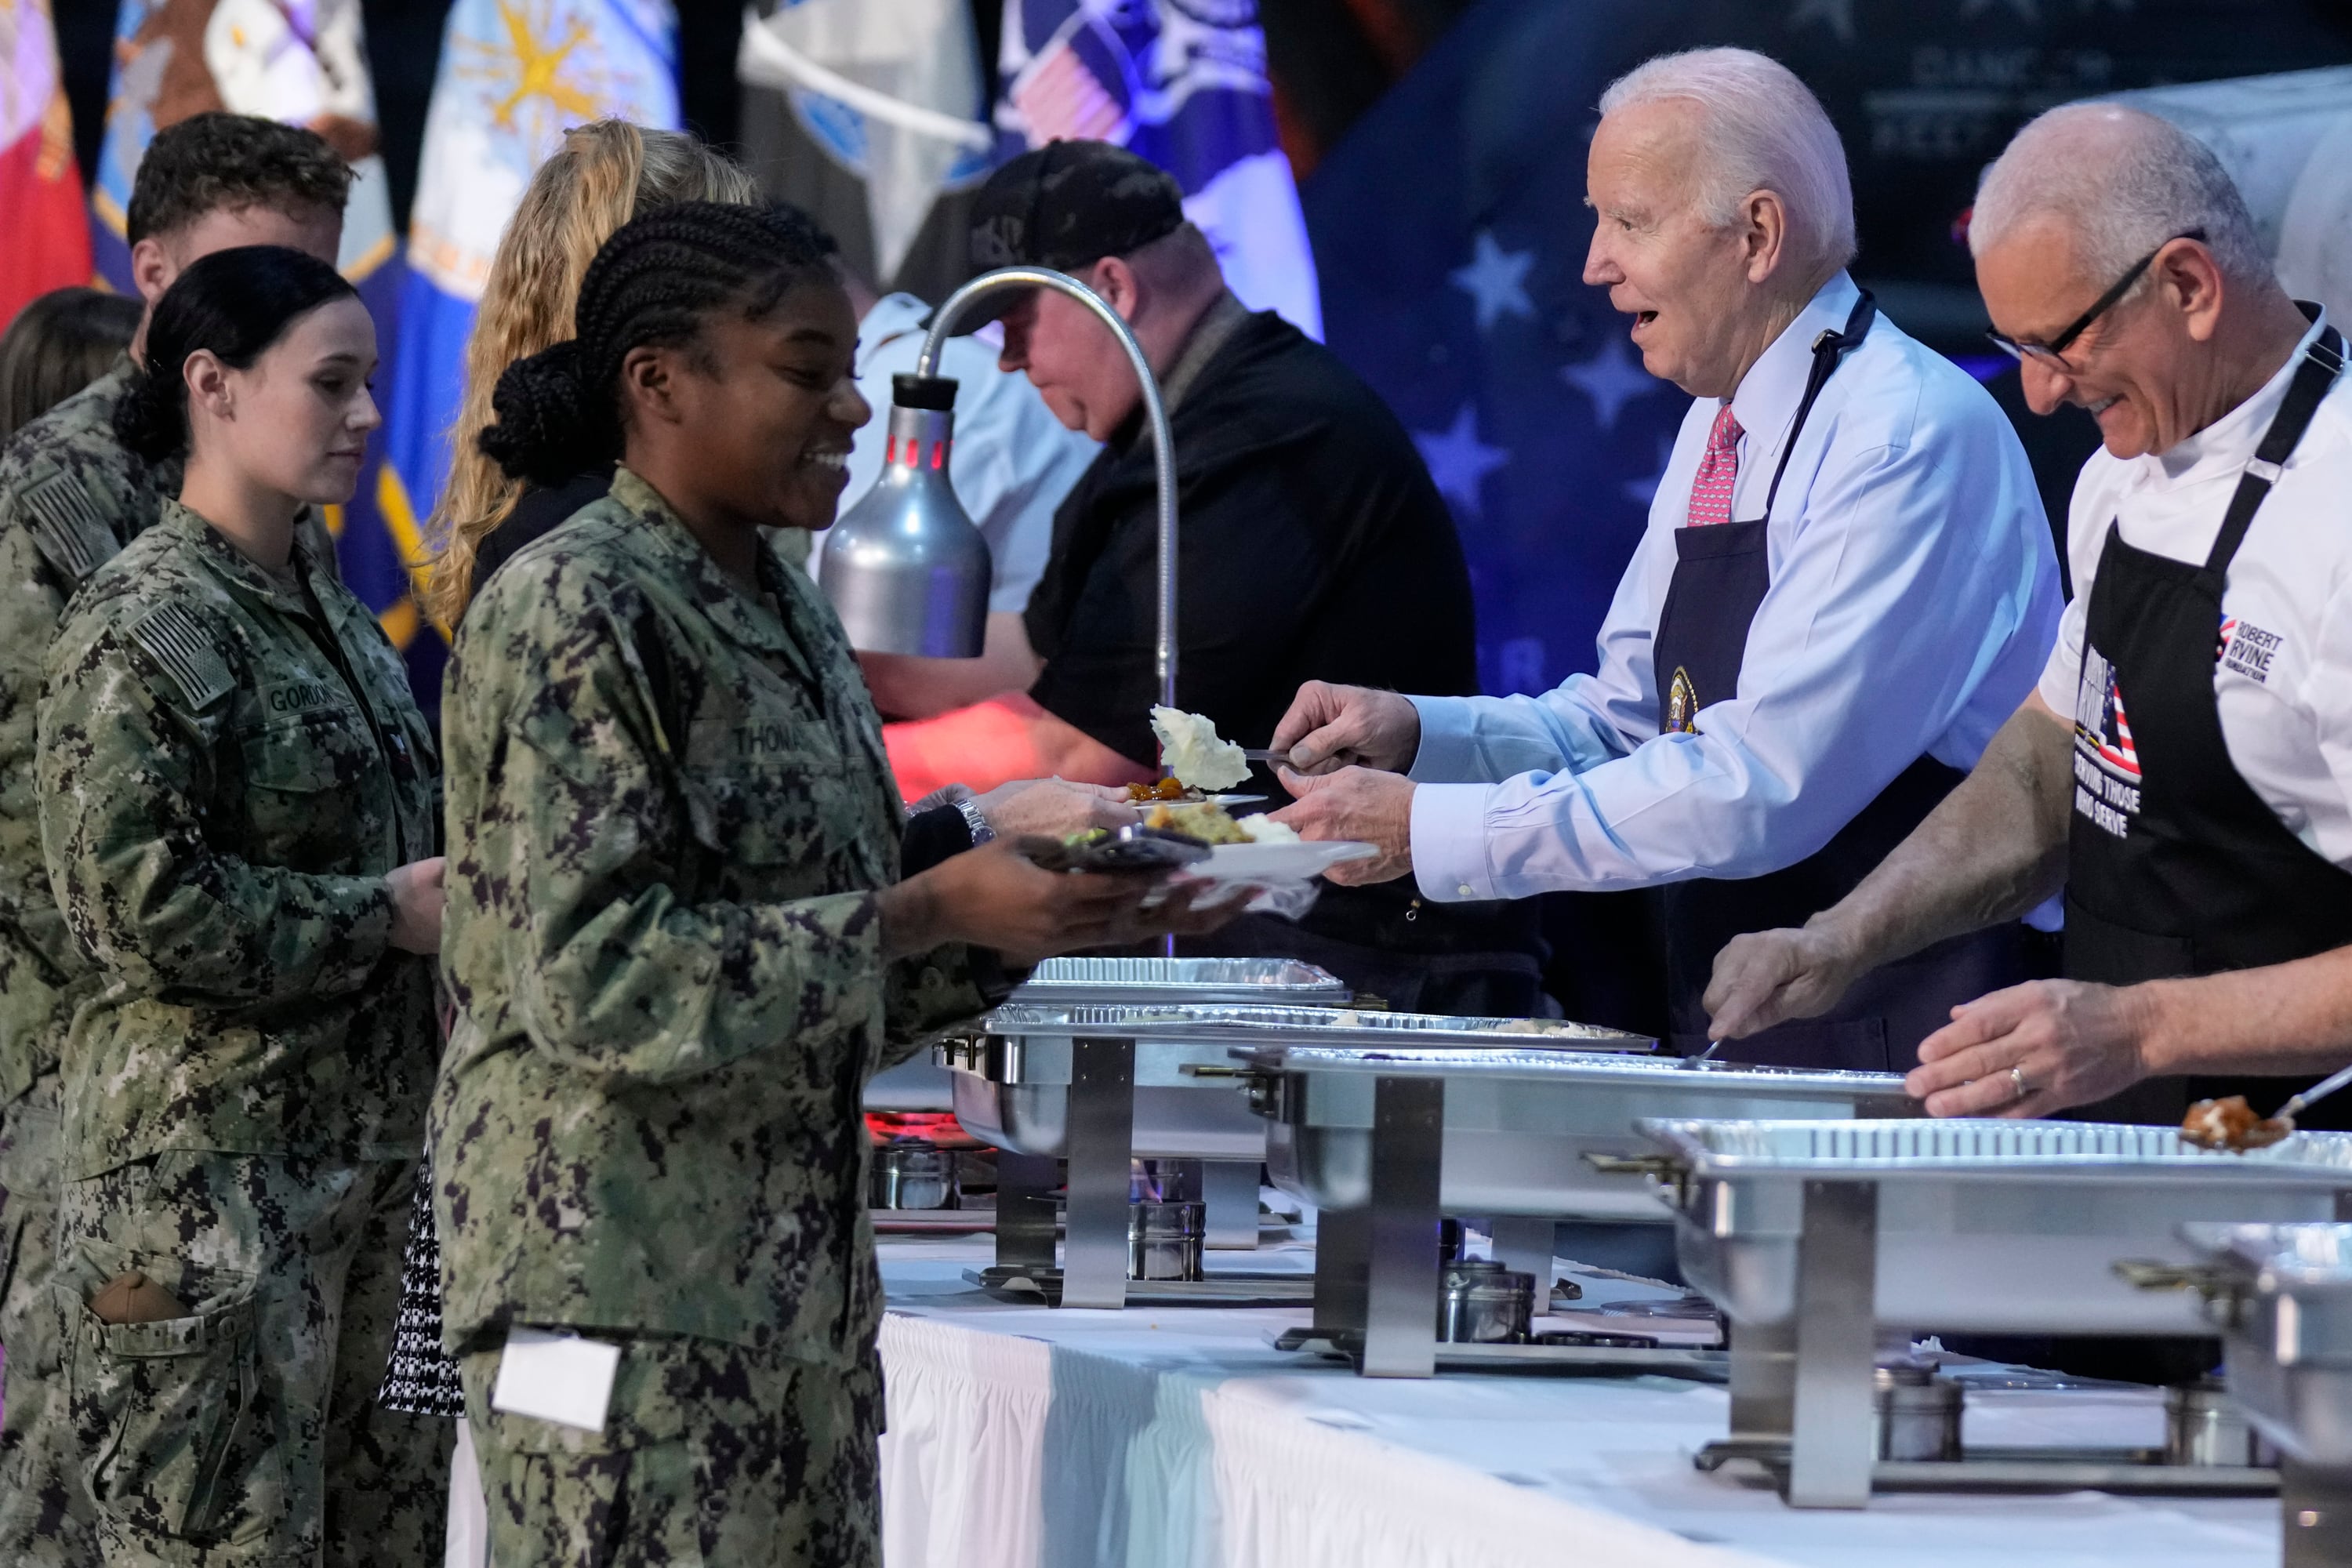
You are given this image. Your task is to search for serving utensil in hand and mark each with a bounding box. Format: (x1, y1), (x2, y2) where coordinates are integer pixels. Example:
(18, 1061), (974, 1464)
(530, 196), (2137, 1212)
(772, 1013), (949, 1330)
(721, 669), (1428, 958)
(1240, 748), (1290, 765)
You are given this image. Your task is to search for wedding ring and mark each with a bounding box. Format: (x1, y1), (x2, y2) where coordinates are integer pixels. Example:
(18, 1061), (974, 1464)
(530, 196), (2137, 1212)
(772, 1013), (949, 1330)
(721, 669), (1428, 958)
(2009, 1065), (2031, 1101)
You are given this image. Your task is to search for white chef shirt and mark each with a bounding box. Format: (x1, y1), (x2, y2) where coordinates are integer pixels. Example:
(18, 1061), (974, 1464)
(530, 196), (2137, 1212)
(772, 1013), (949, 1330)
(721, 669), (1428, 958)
(1408, 271), (2063, 902)
(2037, 308), (2352, 869)
(809, 292), (1098, 615)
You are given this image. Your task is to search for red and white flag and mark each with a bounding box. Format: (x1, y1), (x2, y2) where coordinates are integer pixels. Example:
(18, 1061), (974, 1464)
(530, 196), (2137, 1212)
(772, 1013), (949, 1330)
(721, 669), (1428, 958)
(0, 0), (93, 329)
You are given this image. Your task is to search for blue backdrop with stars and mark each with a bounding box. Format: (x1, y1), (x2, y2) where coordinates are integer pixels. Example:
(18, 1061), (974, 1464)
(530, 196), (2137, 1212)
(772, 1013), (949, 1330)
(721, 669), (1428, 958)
(1302, 0), (1711, 699)
(1300, 0), (2352, 702)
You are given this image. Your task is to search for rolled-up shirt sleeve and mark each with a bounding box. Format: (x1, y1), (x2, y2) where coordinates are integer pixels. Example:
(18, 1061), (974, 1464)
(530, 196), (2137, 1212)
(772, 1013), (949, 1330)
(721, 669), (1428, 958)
(1411, 426), (2056, 901)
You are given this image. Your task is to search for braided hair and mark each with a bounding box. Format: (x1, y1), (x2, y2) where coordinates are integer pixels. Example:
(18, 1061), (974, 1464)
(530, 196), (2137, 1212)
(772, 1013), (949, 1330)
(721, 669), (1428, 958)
(477, 201), (840, 488)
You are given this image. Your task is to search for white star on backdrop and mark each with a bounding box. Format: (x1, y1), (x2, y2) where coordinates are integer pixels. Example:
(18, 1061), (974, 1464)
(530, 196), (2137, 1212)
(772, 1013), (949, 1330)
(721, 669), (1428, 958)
(1623, 435), (1675, 508)
(1449, 231), (1537, 334)
(1959, 0), (2038, 18)
(1560, 334), (1664, 431)
(1414, 405), (1510, 521)
(1787, 0), (1855, 43)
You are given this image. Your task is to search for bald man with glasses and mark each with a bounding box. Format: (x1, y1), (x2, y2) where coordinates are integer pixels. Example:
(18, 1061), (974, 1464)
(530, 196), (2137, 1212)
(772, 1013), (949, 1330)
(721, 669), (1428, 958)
(1708, 103), (2352, 1127)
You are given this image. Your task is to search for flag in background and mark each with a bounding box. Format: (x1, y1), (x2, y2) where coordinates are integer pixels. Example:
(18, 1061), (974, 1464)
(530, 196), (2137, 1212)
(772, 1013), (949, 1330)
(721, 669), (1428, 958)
(1298, 0), (1690, 700)
(994, 0), (1321, 339)
(89, 0), (419, 688)
(736, 0), (995, 301)
(89, 1), (398, 292)
(371, 0), (677, 716)
(0, 0), (91, 329)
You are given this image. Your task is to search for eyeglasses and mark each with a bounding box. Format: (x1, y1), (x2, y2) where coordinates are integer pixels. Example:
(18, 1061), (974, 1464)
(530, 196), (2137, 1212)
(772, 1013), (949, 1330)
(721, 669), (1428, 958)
(1984, 228), (2206, 367)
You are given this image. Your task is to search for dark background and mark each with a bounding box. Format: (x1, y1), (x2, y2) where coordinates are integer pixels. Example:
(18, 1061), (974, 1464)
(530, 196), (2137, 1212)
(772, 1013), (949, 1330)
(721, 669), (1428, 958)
(55, 0), (2352, 355)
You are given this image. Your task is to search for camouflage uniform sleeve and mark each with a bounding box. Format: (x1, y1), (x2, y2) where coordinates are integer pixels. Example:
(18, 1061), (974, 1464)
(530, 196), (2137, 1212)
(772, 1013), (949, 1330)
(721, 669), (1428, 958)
(0, 519), (77, 967)
(36, 618), (397, 1004)
(452, 580), (892, 1084)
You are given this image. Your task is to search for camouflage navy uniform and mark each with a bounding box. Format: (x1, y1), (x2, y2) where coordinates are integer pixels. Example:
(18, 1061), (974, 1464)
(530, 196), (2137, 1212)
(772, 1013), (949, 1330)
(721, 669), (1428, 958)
(434, 466), (1000, 1566)
(0, 357), (182, 1564)
(37, 498), (450, 1564)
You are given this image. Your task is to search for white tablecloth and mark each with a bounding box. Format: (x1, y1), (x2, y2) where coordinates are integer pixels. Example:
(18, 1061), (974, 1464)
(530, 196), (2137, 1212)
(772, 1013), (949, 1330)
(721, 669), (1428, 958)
(876, 1236), (2282, 1568)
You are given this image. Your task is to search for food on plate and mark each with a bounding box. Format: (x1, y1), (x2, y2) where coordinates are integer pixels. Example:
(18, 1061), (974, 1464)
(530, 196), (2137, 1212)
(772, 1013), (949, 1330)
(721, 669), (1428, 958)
(1125, 776), (1200, 803)
(2180, 1094), (2292, 1152)
(1150, 706), (1250, 793)
(1143, 800), (1298, 846)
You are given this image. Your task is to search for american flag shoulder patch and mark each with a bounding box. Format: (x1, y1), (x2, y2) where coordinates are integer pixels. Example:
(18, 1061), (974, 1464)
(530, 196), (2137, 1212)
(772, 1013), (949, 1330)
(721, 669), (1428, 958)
(17, 470), (107, 583)
(128, 601), (234, 711)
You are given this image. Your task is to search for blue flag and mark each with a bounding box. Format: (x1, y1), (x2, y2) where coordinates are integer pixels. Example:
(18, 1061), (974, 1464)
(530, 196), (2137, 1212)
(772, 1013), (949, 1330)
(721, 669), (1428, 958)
(1301, 0), (1698, 699)
(89, 1), (409, 682)
(994, 0), (1319, 339)
(371, 0), (680, 716)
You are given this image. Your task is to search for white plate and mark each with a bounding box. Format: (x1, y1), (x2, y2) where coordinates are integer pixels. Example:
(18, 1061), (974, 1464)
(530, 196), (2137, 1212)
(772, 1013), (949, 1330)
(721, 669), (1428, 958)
(1190, 840), (1378, 884)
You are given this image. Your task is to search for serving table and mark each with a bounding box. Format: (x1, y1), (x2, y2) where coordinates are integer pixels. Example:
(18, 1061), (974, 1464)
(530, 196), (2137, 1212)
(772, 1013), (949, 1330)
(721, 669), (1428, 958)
(873, 1232), (2282, 1568)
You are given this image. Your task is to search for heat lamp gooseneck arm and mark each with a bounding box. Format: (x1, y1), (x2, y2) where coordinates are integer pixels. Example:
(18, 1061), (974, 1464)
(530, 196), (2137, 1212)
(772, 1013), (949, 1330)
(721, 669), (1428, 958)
(919, 267), (1178, 711)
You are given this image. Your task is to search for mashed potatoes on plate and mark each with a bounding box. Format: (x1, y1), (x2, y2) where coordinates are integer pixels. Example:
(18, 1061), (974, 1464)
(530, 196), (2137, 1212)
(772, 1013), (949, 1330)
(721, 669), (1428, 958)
(1150, 707), (1250, 793)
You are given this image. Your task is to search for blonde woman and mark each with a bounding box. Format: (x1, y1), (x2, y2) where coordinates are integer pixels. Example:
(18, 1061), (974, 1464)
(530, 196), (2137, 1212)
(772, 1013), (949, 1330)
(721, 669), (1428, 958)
(423, 120), (759, 630)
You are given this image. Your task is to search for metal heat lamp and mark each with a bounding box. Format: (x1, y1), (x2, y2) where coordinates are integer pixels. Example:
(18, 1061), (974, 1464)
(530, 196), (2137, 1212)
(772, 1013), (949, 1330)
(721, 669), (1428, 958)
(819, 267), (1179, 708)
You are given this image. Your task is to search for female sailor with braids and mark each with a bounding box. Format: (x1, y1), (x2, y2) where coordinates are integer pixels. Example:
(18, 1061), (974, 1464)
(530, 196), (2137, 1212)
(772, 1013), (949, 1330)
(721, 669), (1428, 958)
(35, 245), (451, 1563)
(433, 201), (1228, 1563)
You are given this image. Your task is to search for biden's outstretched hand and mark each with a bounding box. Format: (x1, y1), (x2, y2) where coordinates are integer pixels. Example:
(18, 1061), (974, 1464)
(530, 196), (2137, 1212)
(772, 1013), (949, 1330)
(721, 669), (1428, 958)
(1266, 766), (1416, 886)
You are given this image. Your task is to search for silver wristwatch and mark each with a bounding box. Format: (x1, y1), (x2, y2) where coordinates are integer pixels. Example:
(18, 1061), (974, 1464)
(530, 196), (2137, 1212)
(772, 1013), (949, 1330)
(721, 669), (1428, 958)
(955, 795), (996, 847)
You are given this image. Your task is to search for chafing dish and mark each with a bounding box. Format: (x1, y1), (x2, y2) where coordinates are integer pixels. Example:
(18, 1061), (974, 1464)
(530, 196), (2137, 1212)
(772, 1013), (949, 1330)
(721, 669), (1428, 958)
(2168, 1222), (2352, 1466)
(867, 957), (1348, 1112)
(1638, 1120), (2352, 1508)
(942, 1000), (1650, 1310)
(1235, 1047), (1903, 1377)
(2150, 1223), (2352, 1566)
(1007, 956), (1350, 1006)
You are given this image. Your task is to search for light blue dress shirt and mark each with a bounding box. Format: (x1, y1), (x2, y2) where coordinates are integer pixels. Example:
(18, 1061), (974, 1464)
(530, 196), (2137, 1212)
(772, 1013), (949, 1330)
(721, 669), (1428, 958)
(811, 292), (1100, 616)
(1407, 271), (2063, 902)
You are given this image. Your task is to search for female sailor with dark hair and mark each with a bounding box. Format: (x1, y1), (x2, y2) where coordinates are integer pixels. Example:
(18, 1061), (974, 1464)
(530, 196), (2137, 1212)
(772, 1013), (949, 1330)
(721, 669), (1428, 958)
(37, 242), (450, 1563)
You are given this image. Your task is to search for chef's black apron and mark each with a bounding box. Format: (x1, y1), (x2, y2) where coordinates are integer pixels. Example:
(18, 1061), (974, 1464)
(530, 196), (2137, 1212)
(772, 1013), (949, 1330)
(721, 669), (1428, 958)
(2063, 318), (2352, 1129)
(1652, 292), (2028, 1069)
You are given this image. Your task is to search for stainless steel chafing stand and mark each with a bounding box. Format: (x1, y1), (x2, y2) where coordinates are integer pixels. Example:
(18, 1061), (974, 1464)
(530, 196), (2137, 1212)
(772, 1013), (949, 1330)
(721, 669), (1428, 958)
(869, 956), (1349, 1112)
(1639, 1119), (2352, 1509)
(938, 1000), (1650, 1309)
(2135, 1221), (2352, 1565)
(1229, 1047), (1909, 1379)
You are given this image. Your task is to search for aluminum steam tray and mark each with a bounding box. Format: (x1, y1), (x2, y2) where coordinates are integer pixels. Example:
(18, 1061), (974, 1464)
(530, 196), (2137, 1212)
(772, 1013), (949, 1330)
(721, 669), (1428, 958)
(1640, 1119), (2352, 1336)
(2173, 1222), (2352, 1466)
(871, 958), (1348, 1114)
(939, 1004), (1651, 1160)
(1242, 1046), (1911, 1221)
(1007, 956), (1350, 1006)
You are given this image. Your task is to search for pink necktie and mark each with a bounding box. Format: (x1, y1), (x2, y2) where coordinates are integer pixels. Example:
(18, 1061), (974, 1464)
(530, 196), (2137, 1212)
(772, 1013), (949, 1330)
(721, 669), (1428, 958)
(1684, 403), (1742, 528)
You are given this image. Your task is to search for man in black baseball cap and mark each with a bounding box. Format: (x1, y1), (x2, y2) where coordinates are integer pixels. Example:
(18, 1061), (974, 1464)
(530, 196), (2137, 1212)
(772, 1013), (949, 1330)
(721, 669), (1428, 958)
(876, 139), (1546, 1014)
(951, 140), (1206, 437)
(960, 140), (1188, 313)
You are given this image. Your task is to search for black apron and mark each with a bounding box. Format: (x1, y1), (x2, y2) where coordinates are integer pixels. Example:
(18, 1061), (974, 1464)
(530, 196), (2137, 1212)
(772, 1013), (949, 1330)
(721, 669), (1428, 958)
(2063, 318), (2352, 1127)
(1652, 291), (2027, 1070)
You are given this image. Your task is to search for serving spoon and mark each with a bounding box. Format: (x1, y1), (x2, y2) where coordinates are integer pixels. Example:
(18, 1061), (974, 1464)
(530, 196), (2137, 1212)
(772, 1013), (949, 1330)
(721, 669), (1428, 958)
(2182, 1060), (2352, 1150)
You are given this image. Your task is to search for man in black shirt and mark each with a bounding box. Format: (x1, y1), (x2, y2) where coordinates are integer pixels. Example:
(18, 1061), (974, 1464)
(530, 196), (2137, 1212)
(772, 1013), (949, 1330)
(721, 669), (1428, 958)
(883, 140), (1543, 1012)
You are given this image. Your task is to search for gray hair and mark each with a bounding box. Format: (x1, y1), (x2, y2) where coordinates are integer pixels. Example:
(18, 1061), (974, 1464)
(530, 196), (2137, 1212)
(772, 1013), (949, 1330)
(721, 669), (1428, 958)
(1969, 103), (2269, 284)
(1599, 47), (1857, 275)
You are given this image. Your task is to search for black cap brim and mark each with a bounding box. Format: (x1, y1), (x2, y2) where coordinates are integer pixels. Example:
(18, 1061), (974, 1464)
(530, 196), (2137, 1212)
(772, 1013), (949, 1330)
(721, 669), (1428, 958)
(944, 281), (1038, 334)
